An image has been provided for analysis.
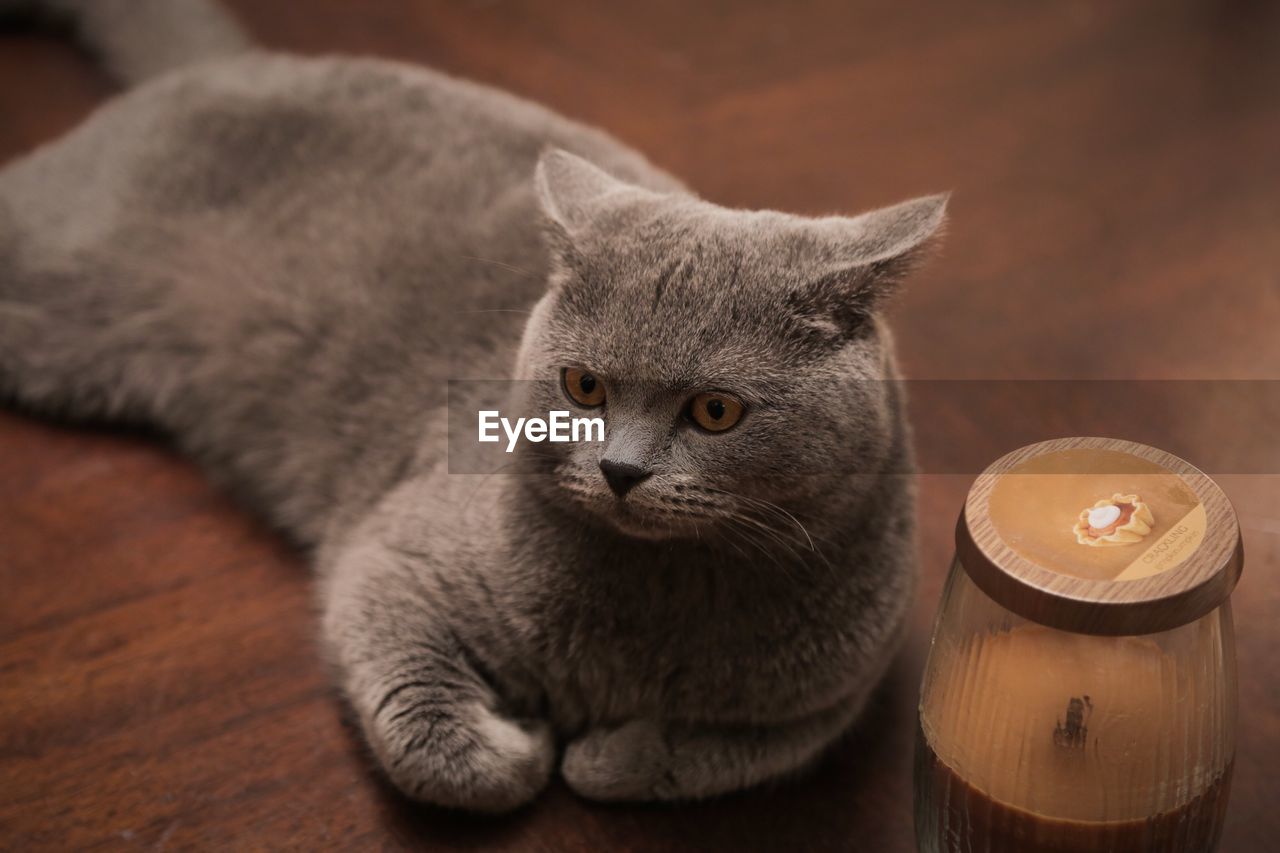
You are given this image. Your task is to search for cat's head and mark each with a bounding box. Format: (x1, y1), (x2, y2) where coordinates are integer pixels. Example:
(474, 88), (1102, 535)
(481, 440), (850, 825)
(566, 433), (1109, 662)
(515, 149), (945, 543)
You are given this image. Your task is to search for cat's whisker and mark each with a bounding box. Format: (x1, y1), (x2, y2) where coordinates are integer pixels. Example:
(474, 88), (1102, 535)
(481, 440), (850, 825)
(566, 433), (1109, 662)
(718, 514), (796, 581)
(738, 497), (818, 553)
(700, 485), (819, 554)
(458, 254), (534, 276)
(741, 505), (844, 582)
(458, 453), (572, 521)
(714, 522), (759, 570)
(696, 494), (843, 584)
(730, 511), (808, 568)
(459, 464), (518, 517)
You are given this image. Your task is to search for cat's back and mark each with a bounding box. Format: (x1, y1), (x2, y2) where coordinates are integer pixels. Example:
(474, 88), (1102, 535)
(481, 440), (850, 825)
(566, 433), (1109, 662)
(128, 52), (682, 217)
(3, 51), (683, 318)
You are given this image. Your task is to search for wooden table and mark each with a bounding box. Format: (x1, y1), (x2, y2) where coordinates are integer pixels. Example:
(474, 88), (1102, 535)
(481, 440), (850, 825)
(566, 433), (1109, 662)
(2, 1), (1277, 849)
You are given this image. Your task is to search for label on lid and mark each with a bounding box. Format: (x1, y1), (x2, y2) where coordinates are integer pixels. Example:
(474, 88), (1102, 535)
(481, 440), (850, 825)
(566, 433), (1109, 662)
(988, 448), (1205, 583)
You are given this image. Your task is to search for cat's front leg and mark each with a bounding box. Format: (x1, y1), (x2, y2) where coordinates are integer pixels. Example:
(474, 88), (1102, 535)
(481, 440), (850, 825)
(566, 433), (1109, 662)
(561, 694), (866, 802)
(322, 543), (553, 813)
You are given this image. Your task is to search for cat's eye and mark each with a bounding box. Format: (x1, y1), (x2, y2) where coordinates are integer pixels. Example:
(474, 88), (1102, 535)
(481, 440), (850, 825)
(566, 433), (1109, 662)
(562, 367), (606, 407)
(686, 392), (744, 432)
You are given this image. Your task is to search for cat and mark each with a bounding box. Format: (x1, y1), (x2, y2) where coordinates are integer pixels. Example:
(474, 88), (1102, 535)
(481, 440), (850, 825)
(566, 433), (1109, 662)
(0, 0), (945, 812)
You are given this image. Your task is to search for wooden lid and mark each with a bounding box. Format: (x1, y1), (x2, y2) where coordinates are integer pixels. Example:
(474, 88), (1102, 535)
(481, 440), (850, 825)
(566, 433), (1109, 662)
(956, 437), (1243, 635)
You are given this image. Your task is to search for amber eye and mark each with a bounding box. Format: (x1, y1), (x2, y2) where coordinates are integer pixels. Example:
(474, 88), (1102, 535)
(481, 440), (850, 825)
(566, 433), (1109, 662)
(687, 392), (744, 432)
(562, 367), (606, 407)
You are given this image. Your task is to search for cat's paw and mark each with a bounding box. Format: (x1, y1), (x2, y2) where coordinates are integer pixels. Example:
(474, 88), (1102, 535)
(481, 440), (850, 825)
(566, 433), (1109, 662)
(561, 719), (675, 802)
(372, 700), (554, 813)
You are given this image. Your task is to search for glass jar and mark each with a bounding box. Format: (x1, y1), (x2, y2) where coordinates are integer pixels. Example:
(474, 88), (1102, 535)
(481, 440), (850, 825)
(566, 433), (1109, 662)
(915, 438), (1242, 853)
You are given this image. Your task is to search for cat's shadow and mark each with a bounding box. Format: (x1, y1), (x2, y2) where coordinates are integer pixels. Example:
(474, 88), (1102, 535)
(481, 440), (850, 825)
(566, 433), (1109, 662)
(370, 655), (919, 852)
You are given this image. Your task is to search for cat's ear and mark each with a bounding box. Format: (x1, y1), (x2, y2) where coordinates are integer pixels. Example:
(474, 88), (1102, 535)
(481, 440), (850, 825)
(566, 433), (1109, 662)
(534, 148), (652, 240)
(792, 193), (948, 334)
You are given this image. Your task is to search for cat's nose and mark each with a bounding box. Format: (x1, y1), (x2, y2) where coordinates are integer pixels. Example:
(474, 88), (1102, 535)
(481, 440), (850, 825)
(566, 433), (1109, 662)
(598, 459), (651, 498)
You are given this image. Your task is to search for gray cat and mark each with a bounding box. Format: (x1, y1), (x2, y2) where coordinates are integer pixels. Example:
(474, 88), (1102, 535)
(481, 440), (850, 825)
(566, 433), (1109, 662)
(0, 0), (945, 811)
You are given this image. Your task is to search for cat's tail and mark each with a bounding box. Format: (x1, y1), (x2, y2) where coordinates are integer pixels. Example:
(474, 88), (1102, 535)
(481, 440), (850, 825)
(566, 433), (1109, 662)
(0, 0), (252, 86)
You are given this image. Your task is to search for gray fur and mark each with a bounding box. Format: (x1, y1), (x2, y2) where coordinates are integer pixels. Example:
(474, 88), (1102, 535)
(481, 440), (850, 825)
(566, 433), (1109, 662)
(0, 5), (945, 813)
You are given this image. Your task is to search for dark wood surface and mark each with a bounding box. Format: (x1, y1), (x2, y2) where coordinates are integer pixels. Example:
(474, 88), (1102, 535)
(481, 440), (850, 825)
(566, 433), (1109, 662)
(2, 1), (1277, 849)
